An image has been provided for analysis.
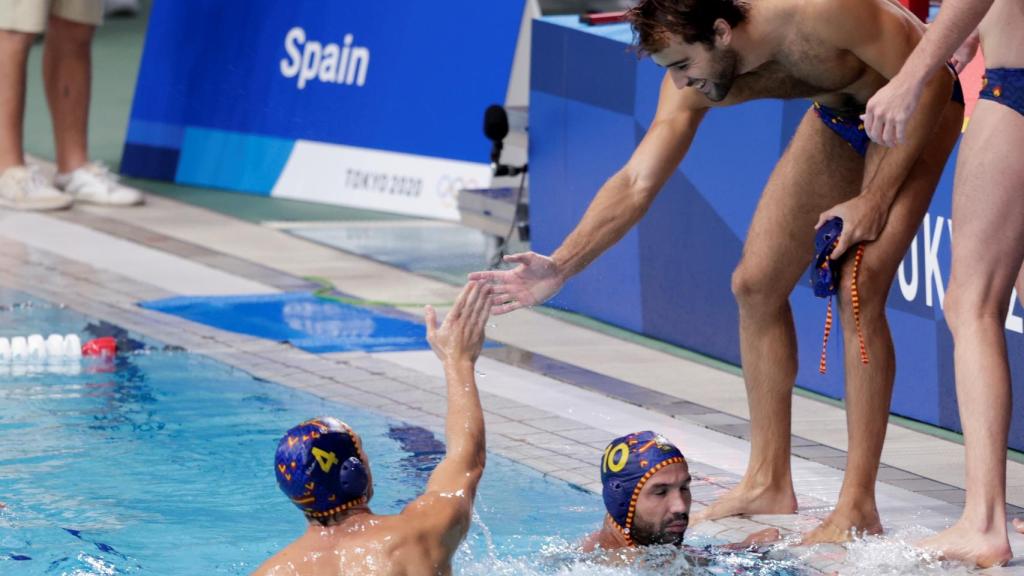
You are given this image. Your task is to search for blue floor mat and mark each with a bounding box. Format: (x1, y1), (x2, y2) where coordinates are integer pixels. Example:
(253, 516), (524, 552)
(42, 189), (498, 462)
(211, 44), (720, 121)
(140, 292), (429, 353)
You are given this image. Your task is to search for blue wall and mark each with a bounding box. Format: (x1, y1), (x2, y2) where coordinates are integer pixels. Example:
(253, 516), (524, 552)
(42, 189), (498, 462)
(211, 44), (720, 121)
(121, 0), (524, 189)
(530, 17), (1024, 449)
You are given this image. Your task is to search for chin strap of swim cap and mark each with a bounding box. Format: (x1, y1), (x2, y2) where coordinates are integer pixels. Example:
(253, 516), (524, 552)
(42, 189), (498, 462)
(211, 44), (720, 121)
(819, 244), (868, 373)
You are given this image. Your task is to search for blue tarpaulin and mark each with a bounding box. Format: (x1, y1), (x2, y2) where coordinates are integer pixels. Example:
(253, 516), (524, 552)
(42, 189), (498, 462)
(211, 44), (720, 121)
(140, 293), (429, 353)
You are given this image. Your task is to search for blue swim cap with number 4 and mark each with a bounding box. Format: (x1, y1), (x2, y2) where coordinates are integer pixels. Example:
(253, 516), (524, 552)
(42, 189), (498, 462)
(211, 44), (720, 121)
(275, 417), (370, 519)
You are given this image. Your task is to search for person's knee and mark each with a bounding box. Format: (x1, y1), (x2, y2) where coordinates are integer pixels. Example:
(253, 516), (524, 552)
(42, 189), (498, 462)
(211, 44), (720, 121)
(46, 16), (95, 48)
(943, 277), (1008, 337)
(731, 260), (787, 310)
(0, 29), (39, 54)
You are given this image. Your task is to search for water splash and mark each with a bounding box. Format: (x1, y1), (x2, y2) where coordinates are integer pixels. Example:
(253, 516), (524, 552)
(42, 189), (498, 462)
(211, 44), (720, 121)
(456, 536), (808, 576)
(824, 527), (974, 576)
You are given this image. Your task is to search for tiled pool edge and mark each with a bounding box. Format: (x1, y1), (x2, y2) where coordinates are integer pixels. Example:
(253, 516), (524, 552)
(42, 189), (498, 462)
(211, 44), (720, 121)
(40, 210), (995, 513)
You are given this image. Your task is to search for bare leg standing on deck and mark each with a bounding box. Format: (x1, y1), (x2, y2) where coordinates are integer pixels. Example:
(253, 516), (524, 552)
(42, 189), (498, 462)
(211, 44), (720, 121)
(865, 0), (1024, 566)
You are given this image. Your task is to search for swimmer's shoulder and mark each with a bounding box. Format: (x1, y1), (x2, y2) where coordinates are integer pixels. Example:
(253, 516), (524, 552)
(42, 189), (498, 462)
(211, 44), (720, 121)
(579, 530), (602, 553)
(251, 538), (315, 575)
(375, 512), (455, 576)
(399, 489), (475, 534)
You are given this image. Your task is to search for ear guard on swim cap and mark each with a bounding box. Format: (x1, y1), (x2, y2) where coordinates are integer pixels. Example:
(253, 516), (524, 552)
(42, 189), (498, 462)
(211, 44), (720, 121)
(600, 431), (685, 543)
(275, 417), (370, 519)
(337, 456), (369, 498)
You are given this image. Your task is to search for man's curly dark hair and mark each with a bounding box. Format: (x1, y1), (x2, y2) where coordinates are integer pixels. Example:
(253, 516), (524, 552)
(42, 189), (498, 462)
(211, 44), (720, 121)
(626, 0), (750, 54)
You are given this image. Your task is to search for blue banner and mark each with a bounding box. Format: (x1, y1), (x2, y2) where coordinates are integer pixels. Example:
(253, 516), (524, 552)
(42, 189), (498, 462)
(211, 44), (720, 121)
(122, 0), (524, 201)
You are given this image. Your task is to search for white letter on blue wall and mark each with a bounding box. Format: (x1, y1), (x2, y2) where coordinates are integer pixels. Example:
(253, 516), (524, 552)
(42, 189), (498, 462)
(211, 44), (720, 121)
(1008, 288), (1023, 334)
(281, 27), (304, 78)
(898, 234), (919, 302)
(298, 40), (322, 90)
(347, 46), (370, 86)
(923, 214), (946, 309)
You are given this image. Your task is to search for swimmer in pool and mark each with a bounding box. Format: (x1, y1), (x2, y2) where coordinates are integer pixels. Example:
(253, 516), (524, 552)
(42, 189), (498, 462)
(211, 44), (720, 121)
(471, 0), (965, 544)
(582, 430), (777, 559)
(252, 281), (492, 576)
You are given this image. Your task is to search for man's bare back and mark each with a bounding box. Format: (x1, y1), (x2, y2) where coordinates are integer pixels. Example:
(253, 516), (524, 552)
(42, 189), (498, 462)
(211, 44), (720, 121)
(255, 503), (465, 575)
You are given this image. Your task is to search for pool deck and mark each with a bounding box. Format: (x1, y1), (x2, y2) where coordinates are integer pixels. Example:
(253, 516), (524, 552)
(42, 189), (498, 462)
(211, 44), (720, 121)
(2, 186), (1023, 574)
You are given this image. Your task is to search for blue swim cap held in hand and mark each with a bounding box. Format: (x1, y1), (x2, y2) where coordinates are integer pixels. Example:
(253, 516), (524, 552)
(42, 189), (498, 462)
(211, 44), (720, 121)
(275, 417), (370, 519)
(600, 431), (685, 544)
(811, 217), (843, 298)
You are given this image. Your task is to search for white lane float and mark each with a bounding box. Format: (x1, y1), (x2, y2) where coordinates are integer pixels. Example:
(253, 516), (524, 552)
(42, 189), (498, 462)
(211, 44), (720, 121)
(0, 334), (117, 363)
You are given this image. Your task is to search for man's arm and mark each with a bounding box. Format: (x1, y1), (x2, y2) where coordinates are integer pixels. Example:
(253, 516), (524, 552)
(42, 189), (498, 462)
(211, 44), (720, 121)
(865, 0), (993, 146)
(551, 78), (708, 278)
(813, 0), (955, 258)
(469, 79), (708, 314)
(399, 282), (491, 550)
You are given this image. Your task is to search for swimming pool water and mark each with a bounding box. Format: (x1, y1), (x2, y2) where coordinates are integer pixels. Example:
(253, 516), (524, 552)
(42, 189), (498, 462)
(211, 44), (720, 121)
(0, 289), (818, 575)
(0, 290), (605, 574)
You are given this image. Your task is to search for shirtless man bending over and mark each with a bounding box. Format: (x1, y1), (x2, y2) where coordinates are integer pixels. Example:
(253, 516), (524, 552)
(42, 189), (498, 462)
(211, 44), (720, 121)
(471, 0), (964, 543)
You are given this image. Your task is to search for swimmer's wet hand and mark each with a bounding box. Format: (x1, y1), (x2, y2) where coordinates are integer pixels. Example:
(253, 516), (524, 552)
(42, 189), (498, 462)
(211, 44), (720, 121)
(425, 281), (492, 365)
(468, 252), (564, 315)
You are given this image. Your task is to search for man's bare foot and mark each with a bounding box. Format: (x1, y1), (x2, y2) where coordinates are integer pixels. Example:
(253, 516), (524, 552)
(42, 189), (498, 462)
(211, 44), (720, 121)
(1014, 518), (1024, 534)
(691, 482), (797, 525)
(918, 521), (1012, 568)
(800, 504), (882, 545)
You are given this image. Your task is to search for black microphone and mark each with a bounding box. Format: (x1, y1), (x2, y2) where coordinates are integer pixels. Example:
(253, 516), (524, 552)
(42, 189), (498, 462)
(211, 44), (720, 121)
(483, 104), (509, 165)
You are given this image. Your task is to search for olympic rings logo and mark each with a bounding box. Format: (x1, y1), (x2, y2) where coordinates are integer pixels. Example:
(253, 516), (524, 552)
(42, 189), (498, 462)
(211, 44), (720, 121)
(435, 175), (480, 208)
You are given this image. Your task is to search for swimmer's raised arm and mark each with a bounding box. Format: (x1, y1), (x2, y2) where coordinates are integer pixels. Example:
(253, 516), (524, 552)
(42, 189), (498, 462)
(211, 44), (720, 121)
(399, 281), (490, 553)
(469, 81), (708, 315)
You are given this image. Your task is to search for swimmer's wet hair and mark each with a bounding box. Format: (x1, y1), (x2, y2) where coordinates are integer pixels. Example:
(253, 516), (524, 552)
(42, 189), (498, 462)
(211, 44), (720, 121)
(627, 0), (750, 54)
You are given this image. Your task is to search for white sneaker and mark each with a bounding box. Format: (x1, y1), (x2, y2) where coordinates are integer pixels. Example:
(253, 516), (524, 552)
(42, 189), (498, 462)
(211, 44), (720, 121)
(0, 166), (74, 211)
(54, 162), (144, 206)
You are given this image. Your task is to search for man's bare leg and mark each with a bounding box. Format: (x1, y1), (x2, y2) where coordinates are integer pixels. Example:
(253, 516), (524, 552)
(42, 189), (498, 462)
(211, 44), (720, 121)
(693, 110), (863, 523)
(43, 16), (94, 174)
(918, 99), (1024, 568)
(0, 29), (36, 172)
(802, 102), (963, 544)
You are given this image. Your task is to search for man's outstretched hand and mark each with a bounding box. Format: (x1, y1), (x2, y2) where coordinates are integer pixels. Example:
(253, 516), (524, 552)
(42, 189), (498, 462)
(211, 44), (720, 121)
(425, 280), (492, 366)
(467, 252), (564, 315)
